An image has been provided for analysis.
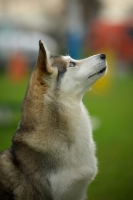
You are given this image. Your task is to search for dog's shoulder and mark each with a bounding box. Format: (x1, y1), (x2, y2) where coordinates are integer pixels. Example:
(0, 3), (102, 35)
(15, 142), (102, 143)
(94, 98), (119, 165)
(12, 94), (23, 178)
(0, 149), (17, 199)
(0, 147), (53, 200)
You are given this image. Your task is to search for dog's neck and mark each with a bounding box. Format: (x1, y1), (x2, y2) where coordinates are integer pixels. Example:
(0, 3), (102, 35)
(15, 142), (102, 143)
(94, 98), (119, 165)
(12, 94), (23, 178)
(19, 70), (83, 133)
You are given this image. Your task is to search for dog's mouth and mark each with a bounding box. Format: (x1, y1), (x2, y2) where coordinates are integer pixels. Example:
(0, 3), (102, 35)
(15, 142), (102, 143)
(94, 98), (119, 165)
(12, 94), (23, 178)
(88, 67), (106, 79)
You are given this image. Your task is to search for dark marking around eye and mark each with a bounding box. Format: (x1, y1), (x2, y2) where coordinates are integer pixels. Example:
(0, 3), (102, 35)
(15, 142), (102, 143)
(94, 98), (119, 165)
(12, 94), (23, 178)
(49, 55), (67, 85)
(57, 66), (67, 83)
(69, 62), (76, 67)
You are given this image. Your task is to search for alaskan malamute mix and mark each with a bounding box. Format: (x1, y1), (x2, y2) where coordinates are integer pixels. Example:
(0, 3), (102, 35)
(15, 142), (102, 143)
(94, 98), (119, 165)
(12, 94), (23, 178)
(0, 41), (107, 200)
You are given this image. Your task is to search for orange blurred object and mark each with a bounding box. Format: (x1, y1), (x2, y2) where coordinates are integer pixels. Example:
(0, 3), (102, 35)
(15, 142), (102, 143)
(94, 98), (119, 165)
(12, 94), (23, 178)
(7, 51), (28, 82)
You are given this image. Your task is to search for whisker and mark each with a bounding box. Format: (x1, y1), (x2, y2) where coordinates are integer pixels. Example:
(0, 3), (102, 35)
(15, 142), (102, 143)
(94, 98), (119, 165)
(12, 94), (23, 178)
(91, 88), (100, 96)
(66, 48), (70, 56)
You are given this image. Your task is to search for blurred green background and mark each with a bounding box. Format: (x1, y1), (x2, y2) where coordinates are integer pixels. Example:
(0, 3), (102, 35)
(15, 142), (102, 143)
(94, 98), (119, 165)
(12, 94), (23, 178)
(0, 0), (133, 199)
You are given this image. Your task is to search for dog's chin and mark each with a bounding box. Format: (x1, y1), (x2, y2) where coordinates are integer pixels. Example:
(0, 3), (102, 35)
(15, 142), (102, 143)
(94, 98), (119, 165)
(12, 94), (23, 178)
(88, 66), (107, 79)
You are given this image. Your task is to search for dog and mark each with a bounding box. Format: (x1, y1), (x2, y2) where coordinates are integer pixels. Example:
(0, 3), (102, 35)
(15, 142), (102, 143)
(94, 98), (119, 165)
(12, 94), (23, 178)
(0, 40), (107, 200)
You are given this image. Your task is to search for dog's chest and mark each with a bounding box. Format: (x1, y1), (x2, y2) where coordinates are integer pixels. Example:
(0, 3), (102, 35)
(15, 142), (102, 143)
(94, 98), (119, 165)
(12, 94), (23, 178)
(48, 104), (97, 200)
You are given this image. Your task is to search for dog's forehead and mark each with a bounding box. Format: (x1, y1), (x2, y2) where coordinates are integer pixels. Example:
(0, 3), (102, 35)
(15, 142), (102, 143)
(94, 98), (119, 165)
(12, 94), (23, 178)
(50, 55), (72, 67)
(61, 55), (71, 61)
(50, 55), (72, 63)
(62, 55), (78, 63)
(50, 55), (67, 70)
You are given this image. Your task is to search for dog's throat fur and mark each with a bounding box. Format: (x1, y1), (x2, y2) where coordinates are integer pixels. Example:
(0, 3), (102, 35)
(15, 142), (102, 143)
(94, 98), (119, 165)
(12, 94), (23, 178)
(88, 67), (106, 79)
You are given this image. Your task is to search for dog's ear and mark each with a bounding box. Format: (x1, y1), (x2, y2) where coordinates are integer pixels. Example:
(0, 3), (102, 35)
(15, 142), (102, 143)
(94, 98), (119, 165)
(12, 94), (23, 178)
(37, 40), (53, 73)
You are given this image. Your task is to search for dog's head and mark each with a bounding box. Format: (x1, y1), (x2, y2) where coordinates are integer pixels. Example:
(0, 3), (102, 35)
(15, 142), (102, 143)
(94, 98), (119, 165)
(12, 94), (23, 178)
(34, 40), (107, 99)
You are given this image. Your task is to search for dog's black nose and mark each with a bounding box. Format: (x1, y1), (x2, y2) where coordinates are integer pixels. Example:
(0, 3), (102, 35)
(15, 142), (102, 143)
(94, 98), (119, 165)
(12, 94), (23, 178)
(100, 54), (106, 59)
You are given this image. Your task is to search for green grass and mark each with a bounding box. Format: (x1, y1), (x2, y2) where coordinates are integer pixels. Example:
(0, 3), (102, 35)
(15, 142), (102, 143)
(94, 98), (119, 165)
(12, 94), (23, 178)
(84, 77), (133, 200)
(0, 73), (133, 200)
(0, 74), (28, 149)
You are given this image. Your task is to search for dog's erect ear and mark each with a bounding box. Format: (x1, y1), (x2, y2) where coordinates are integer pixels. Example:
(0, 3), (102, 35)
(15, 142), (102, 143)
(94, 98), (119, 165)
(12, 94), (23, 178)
(37, 40), (53, 73)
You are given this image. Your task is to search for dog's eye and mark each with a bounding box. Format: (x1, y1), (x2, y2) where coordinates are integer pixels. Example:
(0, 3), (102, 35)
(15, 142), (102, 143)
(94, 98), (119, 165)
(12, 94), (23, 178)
(69, 62), (76, 67)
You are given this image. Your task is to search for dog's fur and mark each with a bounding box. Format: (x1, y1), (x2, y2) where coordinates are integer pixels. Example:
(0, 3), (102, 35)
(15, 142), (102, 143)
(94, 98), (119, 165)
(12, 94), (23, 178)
(0, 41), (107, 200)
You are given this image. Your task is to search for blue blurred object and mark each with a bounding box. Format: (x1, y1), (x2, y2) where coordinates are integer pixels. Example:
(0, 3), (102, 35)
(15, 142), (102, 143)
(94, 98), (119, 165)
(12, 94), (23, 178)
(65, 0), (85, 59)
(66, 31), (83, 59)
